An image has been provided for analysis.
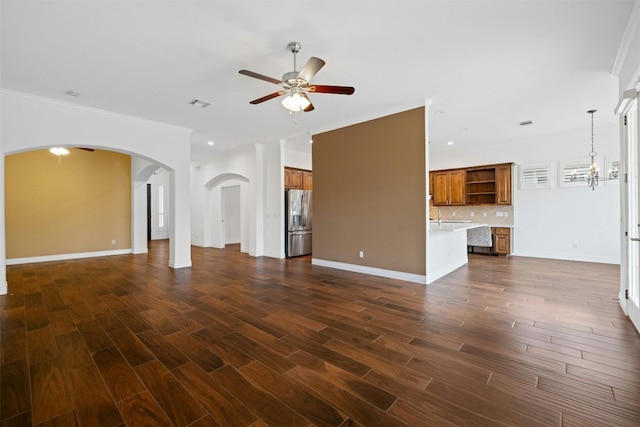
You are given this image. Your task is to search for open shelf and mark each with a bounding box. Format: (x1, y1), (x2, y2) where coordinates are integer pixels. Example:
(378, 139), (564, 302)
(466, 168), (497, 205)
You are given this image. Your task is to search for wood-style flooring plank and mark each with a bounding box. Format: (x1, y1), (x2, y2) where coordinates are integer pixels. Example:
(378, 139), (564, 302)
(1, 327), (27, 364)
(172, 362), (258, 427)
(1, 359), (31, 419)
(240, 361), (347, 427)
(66, 364), (123, 427)
(92, 347), (145, 402)
(116, 391), (174, 427)
(134, 359), (207, 427)
(29, 358), (73, 425)
(164, 331), (224, 373)
(211, 364), (313, 427)
(2, 242), (639, 427)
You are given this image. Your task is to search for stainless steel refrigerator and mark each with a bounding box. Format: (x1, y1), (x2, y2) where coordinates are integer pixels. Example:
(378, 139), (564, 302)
(285, 189), (312, 257)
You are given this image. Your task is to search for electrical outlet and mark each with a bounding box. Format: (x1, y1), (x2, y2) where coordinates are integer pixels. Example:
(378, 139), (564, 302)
(111, 239), (116, 245)
(470, 212), (475, 217)
(572, 243), (578, 249)
(359, 251), (364, 258)
(452, 212), (457, 217)
(483, 212), (487, 217)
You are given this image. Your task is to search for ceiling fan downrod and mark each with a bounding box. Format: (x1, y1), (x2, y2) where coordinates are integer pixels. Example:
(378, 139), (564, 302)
(287, 41), (301, 72)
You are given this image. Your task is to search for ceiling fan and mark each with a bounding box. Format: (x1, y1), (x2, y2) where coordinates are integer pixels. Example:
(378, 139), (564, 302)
(239, 41), (355, 113)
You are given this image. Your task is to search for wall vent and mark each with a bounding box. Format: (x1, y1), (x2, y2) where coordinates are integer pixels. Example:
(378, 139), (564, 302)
(518, 120), (533, 127)
(189, 99), (211, 108)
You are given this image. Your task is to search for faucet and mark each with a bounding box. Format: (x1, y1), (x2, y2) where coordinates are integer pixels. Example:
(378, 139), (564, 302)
(429, 207), (442, 224)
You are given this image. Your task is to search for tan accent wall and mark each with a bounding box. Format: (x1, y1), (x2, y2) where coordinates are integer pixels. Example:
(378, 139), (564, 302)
(313, 107), (426, 275)
(5, 149), (131, 258)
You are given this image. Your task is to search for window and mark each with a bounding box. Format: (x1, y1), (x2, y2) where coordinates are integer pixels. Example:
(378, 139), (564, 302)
(158, 185), (164, 229)
(608, 159), (621, 181)
(560, 160), (592, 187)
(520, 163), (550, 189)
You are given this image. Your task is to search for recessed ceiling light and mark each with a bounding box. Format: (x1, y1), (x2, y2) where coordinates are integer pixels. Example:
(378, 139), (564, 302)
(518, 120), (533, 127)
(459, 127), (468, 132)
(65, 90), (80, 97)
(447, 141), (454, 145)
(189, 99), (211, 108)
(207, 141), (214, 146)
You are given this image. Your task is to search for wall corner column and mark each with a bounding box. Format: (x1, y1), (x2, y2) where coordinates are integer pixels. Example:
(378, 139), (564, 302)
(0, 152), (6, 295)
(169, 166), (192, 268)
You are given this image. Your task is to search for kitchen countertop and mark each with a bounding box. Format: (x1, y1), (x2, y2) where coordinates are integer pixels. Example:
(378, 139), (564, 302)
(428, 221), (488, 232)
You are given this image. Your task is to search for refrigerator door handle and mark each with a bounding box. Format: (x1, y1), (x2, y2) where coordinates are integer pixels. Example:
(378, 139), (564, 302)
(301, 193), (306, 227)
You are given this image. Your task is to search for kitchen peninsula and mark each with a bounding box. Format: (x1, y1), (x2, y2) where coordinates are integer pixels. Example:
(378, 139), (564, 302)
(427, 162), (514, 283)
(426, 221), (487, 284)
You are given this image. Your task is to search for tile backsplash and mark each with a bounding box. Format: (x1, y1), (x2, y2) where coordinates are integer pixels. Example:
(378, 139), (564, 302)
(428, 205), (514, 226)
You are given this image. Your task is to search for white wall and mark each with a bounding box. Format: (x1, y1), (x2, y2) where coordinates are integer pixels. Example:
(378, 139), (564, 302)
(1, 90), (193, 295)
(430, 126), (620, 264)
(148, 169), (171, 240)
(192, 145), (256, 254)
(263, 141), (285, 258)
(283, 133), (313, 170)
(190, 138), (296, 259)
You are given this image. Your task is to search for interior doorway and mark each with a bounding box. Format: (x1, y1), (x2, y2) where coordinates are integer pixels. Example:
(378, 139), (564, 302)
(222, 185), (241, 246)
(146, 183), (152, 241)
(622, 98), (640, 331)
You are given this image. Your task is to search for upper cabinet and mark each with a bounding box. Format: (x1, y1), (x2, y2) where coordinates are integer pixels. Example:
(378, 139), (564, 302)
(432, 163), (512, 206)
(285, 167), (312, 190)
(432, 169), (466, 206)
(495, 164), (512, 205)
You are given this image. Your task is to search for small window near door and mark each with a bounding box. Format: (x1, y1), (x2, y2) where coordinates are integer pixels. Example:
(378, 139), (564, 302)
(608, 159), (621, 182)
(158, 185), (164, 230)
(560, 160), (592, 187)
(520, 163), (550, 189)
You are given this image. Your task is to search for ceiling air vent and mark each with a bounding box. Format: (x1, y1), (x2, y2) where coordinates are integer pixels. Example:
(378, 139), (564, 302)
(189, 99), (211, 108)
(518, 120), (533, 127)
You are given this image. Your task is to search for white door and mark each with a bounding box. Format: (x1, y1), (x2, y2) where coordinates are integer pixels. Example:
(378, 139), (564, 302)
(622, 98), (640, 331)
(222, 185), (241, 245)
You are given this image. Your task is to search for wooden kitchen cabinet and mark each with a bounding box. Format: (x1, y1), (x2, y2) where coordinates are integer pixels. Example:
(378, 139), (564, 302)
(284, 167), (312, 190)
(492, 227), (511, 255)
(495, 164), (512, 205)
(302, 171), (313, 190)
(429, 172), (434, 200)
(432, 169), (465, 206)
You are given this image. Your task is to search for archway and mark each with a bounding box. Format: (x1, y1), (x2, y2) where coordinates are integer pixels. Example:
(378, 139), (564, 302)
(204, 173), (250, 252)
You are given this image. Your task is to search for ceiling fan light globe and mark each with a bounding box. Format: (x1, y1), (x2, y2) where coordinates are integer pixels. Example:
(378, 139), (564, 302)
(281, 93), (310, 112)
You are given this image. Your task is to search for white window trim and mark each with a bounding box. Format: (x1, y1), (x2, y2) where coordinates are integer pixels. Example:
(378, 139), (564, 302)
(558, 158), (593, 188)
(519, 162), (552, 189)
(158, 185), (165, 230)
(605, 157), (621, 185)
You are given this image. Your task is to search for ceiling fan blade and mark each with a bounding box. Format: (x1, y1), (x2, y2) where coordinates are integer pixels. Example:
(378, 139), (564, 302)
(76, 147), (95, 151)
(302, 93), (314, 112)
(239, 69), (282, 85)
(249, 91), (285, 105)
(308, 85), (355, 95)
(296, 57), (325, 83)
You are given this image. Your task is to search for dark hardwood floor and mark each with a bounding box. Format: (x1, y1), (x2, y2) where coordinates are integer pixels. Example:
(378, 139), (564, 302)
(2, 241), (639, 426)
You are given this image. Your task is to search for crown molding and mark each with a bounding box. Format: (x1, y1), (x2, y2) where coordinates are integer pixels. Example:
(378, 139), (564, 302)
(611, 0), (640, 77)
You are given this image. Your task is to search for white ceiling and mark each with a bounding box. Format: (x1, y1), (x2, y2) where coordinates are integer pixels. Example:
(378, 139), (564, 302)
(1, 1), (634, 161)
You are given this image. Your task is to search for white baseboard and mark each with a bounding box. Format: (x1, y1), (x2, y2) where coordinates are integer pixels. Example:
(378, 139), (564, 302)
(6, 249), (133, 265)
(312, 258), (426, 284)
(509, 251), (620, 265)
(262, 249), (284, 259)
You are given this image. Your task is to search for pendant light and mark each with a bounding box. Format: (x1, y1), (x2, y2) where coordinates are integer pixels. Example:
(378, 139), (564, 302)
(587, 109), (599, 191)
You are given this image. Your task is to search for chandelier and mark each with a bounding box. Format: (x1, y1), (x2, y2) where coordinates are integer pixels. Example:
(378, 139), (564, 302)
(587, 109), (598, 191)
